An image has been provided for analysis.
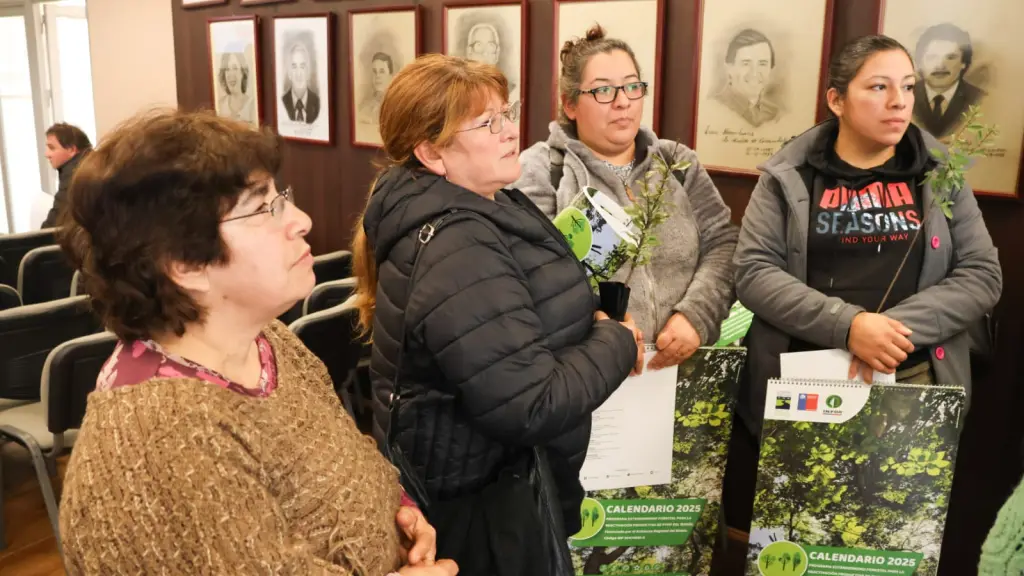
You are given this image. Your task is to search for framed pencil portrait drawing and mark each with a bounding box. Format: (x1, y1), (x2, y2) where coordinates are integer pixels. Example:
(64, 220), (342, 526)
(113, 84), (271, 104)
(208, 16), (262, 129)
(349, 6), (421, 148)
(553, 0), (665, 131)
(273, 13), (334, 145)
(880, 0), (1024, 198)
(443, 1), (526, 131)
(691, 0), (833, 175)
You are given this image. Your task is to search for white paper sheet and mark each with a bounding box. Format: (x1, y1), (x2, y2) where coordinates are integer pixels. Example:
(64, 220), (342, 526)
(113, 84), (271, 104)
(579, 349), (677, 491)
(780, 348), (895, 384)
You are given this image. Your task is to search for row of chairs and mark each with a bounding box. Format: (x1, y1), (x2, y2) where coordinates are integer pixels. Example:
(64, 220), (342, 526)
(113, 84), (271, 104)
(0, 229), (76, 309)
(0, 285), (371, 561)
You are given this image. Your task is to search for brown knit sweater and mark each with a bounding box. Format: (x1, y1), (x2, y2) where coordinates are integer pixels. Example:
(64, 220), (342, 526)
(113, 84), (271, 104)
(59, 321), (404, 575)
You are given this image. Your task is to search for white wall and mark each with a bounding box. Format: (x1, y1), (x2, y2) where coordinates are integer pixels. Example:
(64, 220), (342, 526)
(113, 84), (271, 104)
(86, 0), (178, 138)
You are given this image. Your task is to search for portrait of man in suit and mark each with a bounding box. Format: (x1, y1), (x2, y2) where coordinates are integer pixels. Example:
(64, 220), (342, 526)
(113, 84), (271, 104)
(281, 40), (321, 124)
(913, 23), (986, 138)
(713, 28), (781, 128)
(357, 52), (394, 126)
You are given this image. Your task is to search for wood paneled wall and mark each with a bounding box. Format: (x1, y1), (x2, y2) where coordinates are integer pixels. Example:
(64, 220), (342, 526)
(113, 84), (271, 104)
(172, 0), (1023, 573)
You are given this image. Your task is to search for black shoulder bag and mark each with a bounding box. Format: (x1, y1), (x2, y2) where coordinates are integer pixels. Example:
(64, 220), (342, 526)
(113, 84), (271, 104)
(382, 208), (574, 575)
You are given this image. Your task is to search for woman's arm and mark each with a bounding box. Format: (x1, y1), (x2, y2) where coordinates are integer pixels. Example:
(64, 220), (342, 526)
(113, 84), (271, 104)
(734, 173), (865, 349)
(513, 143), (559, 218)
(412, 219), (637, 446)
(671, 152), (739, 344)
(884, 184), (1002, 345)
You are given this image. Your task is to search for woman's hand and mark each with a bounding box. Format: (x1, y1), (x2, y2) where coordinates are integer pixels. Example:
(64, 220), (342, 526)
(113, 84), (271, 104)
(396, 506), (436, 566)
(847, 312), (914, 380)
(396, 559), (459, 575)
(596, 311), (644, 376)
(648, 313), (700, 370)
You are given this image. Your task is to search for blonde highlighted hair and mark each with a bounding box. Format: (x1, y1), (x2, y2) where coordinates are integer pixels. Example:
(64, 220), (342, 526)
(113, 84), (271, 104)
(351, 54), (509, 339)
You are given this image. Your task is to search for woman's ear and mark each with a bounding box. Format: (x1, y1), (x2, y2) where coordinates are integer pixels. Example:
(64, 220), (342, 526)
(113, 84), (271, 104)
(562, 94), (578, 122)
(165, 259), (210, 295)
(826, 87), (844, 118)
(413, 141), (446, 177)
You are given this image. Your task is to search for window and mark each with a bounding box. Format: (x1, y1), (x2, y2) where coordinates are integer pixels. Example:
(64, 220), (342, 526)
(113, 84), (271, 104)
(0, 15), (44, 233)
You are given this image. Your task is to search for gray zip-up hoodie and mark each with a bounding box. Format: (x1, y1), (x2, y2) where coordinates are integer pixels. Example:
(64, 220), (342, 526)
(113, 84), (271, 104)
(513, 121), (738, 345)
(733, 120), (1002, 435)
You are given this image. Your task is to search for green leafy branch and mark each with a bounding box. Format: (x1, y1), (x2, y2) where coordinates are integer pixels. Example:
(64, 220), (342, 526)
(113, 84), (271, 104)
(875, 105), (997, 312)
(924, 104), (999, 219)
(621, 144), (690, 285)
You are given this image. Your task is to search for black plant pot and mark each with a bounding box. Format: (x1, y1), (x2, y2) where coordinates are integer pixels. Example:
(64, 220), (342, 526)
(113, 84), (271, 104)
(598, 281), (631, 322)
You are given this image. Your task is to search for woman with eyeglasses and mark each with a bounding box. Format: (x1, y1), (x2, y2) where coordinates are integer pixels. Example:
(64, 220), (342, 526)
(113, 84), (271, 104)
(514, 25), (738, 372)
(57, 109), (457, 576)
(351, 53), (641, 575)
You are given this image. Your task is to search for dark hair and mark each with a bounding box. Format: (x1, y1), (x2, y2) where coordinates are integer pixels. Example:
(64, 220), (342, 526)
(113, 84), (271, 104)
(217, 52), (249, 95)
(371, 52), (395, 75)
(58, 109), (282, 341)
(725, 29), (775, 68)
(827, 34), (912, 97)
(915, 23), (973, 73)
(557, 24), (642, 127)
(45, 123), (91, 151)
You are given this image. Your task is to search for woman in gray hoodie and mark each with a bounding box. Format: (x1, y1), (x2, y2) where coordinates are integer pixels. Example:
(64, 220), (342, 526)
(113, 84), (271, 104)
(725, 34), (1001, 531)
(514, 25), (738, 371)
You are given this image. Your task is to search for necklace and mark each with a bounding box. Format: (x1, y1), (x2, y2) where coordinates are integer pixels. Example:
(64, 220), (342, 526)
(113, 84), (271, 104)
(602, 158), (635, 183)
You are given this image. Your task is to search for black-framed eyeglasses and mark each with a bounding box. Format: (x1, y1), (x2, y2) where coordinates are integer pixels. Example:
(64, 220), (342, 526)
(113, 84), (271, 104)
(221, 186), (294, 223)
(457, 100), (521, 135)
(576, 82), (649, 104)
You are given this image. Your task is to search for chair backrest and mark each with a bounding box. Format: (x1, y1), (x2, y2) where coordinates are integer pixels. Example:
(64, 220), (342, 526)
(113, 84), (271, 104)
(303, 277), (357, 316)
(313, 250), (352, 284)
(289, 302), (364, 414)
(70, 269), (83, 296)
(0, 295), (102, 401)
(0, 283), (20, 311)
(42, 331), (118, 434)
(0, 228), (55, 288)
(18, 244), (75, 305)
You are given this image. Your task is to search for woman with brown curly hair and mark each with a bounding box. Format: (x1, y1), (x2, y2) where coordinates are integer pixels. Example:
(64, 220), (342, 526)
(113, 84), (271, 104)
(57, 109), (456, 576)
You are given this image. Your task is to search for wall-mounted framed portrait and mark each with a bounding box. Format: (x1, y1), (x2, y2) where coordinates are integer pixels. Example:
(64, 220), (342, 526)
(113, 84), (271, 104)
(183, 0), (228, 8)
(443, 0), (527, 135)
(272, 13), (335, 145)
(552, 0), (665, 132)
(207, 15), (262, 128)
(349, 6), (421, 148)
(879, 0), (1024, 198)
(691, 0), (834, 176)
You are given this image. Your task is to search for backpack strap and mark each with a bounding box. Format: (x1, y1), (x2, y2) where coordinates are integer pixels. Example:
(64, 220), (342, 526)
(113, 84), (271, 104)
(549, 146), (565, 190)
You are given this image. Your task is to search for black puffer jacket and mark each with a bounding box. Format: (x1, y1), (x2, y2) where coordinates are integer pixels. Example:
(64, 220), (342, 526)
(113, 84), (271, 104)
(364, 165), (637, 506)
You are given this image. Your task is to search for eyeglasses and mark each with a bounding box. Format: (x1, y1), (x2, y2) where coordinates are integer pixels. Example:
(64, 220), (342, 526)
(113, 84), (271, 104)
(576, 82), (649, 104)
(221, 186), (294, 223)
(458, 100), (521, 135)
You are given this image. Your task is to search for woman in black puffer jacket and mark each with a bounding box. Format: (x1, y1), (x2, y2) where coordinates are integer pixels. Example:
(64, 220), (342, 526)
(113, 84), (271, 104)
(351, 55), (641, 575)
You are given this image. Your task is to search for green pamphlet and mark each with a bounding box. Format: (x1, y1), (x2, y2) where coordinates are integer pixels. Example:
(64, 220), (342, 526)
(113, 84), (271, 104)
(748, 378), (966, 575)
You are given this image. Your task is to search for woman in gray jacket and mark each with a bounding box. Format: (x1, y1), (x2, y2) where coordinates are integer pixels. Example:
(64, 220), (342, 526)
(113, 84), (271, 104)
(514, 25), (738, 370)
(726, 34), (1001, 530)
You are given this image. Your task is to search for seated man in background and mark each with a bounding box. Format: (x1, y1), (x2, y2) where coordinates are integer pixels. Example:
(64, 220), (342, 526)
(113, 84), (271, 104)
(41, 122), (91, 228)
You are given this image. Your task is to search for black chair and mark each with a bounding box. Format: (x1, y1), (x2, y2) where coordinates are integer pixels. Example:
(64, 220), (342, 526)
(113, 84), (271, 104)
(0, 284), (19, 311)
(18, 245), (75, 305)
(0, 331), (118, 558)
(303, 277), (357, 316)
(0, 295), (102, 403)
(289, 302), (366, 426)
(313, 250), (352, 284)
(0, 228), (55, 289)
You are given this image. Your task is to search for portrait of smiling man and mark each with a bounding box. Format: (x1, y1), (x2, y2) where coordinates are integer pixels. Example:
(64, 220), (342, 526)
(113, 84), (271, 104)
(713, 28), (781, 128)
(912, 22), (986, 138)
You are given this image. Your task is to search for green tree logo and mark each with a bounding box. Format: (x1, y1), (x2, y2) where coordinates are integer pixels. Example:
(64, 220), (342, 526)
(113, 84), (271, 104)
(826, 395), (843, 409)
(570, 497), (606, 541)
(757, 541), (808, 576)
